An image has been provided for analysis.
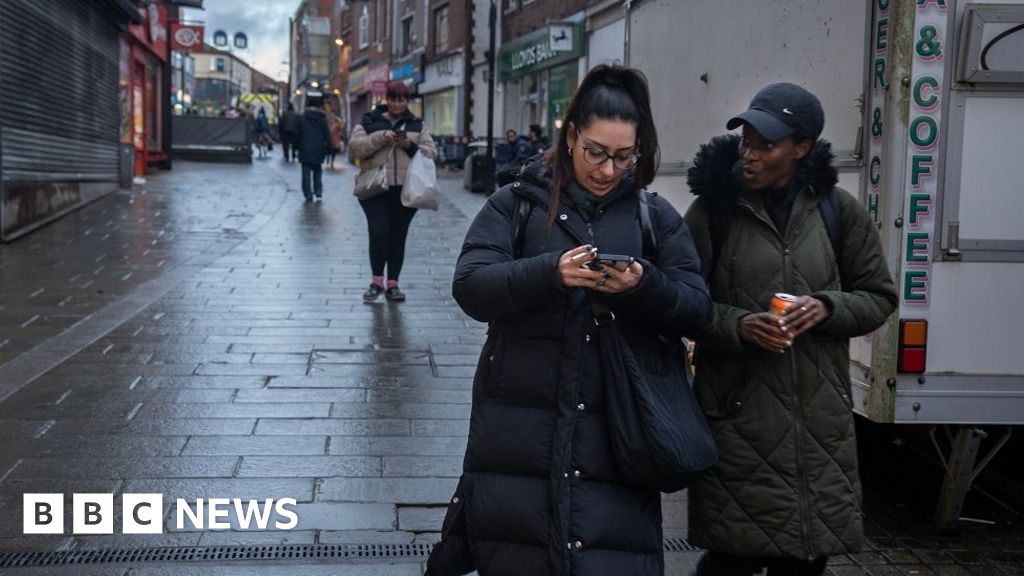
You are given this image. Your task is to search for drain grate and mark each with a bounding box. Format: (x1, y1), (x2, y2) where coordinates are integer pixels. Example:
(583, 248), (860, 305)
(0, 543), (435, 568)
(0, 539), (699, 568)
(663, 537), (701, 553)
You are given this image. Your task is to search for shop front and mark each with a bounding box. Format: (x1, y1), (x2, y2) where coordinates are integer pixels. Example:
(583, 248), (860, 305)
(347, 64), (370, 125)
(499, 22), (585, 140)
(124, 2), (170, 175)
(388, 58), (422, 117)
(0, 0), (140, 241)
(420, 53), (464, 136)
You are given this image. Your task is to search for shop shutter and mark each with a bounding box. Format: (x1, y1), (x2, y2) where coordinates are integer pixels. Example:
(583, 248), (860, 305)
(0, 0), (121, 182)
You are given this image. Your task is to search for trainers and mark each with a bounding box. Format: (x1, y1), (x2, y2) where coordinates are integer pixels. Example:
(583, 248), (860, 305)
(384, 286), (406, 302)
(363, 284), (385, 301)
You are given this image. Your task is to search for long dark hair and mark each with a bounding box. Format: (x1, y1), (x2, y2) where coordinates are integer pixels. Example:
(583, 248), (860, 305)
(544, 64), (660, 225)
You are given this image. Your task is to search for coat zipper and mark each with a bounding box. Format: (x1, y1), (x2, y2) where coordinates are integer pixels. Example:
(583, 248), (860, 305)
(741, 197), (815, 559)
(783, 240), (815, 560)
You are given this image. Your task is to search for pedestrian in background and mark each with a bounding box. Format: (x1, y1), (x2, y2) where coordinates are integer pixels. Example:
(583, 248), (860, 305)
(280, 103), (300, 162)
(325, 102), (344, 171)
(349, 81), (436, 302)
(683, 83), (897, 576)
(296, 93), (330, 202)
(254, 109), (271, 158)
(425, 64), (711, 576)
(527, 122), (549, 158)
(504, 128), (531, 170)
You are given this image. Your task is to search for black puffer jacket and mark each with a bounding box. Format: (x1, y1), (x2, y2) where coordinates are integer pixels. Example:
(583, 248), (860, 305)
(427, 161), (711, 576)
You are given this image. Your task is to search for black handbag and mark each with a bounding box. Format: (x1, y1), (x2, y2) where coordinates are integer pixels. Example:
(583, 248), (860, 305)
(590, 296), (718, 493)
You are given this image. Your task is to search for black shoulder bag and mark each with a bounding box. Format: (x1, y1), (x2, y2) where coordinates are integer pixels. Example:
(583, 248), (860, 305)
(589, 289), (718, 494)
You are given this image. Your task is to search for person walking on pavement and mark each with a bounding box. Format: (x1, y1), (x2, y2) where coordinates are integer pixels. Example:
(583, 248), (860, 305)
(682, 83), (898, 576)
(325, 102), (345, 171)
(425, 64), (711, 576)
(254, 109), (271, 158)
(280, 103), (300, 162)
(296, 94), (331, 202)
(349, 81), (437, 302)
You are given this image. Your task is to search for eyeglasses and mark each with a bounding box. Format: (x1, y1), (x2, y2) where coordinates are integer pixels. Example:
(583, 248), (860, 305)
(576, 130), (639, 171)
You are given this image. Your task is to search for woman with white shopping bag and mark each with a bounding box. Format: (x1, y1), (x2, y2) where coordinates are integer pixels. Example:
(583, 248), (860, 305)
(349, 81), (438, 302)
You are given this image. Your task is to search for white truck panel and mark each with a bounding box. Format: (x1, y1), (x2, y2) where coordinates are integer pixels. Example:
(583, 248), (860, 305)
(957, 96), (1024, 241)
(925, 262), (1024, 373)
(629, 0), (869, 168)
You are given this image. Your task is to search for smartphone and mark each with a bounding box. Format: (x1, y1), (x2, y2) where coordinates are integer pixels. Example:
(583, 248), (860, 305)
(394, 130), (407, 139)
(585, 253), (633, 272)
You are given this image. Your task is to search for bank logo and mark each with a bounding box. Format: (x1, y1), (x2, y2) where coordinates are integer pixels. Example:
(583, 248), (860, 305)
(23, 494), (298, 534)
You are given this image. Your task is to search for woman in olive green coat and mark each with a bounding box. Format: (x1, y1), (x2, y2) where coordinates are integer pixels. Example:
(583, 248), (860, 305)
(682, 83), (898, 576)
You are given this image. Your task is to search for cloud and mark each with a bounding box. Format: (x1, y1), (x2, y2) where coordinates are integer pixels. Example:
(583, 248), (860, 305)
(183, 0), (299, 81)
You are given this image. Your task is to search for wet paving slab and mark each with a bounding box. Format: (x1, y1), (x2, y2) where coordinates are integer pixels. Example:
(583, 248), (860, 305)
(0, 159), (1020, 575)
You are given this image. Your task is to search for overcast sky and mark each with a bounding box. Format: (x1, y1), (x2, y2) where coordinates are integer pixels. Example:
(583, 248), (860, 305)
(183, 0), (297, 81)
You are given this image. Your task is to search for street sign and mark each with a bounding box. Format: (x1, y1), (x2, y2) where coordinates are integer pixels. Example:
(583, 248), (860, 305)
(170, 23), (204, 51)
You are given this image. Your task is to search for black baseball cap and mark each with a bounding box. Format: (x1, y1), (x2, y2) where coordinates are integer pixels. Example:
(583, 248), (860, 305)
(726, 82), (824, 142)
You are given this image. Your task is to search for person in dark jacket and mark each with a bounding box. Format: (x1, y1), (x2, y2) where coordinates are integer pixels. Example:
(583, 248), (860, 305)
(349, 81), (437, 302)
(296, 94), (331, 202)
(682, 83), (898, 576)
(501, 129), (531, 171)
(426, 64), (711, 576)
(528, 123), (549, 158)
(254, 109), (271, 158)
(279, 103), (300, 162)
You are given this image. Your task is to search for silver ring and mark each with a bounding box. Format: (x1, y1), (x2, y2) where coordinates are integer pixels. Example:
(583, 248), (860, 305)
(596, 280), (606, 287)
(800, 306), (808, 312)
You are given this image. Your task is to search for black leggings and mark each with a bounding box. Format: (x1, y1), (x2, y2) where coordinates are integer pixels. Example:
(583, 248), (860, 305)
(697, 552), (828, 576)
(359, 186), (417, 280)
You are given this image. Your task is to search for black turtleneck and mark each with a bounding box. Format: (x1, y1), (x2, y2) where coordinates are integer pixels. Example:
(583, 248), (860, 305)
(763, 181), (797, 235)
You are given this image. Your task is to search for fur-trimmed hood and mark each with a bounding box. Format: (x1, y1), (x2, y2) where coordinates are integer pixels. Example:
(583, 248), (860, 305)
(686, 134), (838, 204)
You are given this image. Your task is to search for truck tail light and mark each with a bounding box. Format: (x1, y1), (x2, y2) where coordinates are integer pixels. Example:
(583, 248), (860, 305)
(898, 319), (927, 373)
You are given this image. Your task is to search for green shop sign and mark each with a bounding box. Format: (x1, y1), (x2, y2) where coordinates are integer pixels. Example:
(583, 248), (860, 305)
(499, 23), (584, 81)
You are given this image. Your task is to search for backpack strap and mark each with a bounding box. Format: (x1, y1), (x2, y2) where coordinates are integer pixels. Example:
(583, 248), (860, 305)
(819, 187), (842, 267)
(706, 200), (736, 283)
(512, 196), (532, 259)
(637, 191), (658, 260)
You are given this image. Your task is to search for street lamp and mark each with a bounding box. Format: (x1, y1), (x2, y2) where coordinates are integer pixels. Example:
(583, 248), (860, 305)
(334, 38), (344, 47)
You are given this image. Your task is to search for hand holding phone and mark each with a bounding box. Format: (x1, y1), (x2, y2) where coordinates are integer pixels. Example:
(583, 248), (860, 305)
(585, 253), (633, 272)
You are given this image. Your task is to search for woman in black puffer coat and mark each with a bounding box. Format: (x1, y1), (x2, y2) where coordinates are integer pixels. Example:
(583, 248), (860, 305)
(426, 65), (711, 576)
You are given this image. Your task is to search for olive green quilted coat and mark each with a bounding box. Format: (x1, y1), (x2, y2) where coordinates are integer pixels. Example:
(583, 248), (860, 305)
(682, 135), (897, 560)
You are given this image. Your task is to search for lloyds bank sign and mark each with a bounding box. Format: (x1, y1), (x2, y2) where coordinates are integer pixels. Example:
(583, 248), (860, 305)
(499, 23), (585, 81)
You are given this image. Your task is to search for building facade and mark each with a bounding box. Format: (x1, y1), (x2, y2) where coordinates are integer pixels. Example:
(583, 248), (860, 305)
(192, 47), (252, 115)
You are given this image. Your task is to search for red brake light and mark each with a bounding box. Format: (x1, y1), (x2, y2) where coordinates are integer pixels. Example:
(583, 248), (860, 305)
(898, 320), (927, 374)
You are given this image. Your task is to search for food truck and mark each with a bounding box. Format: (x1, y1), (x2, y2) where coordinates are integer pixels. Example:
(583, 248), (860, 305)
(632, 0), (1024, 529)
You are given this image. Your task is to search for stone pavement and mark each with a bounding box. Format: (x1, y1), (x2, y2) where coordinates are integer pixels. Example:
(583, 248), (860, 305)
(0, 157), (1020, 576)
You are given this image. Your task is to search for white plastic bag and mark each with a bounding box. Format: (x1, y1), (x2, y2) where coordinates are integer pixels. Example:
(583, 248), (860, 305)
(401, 151), (440, 210)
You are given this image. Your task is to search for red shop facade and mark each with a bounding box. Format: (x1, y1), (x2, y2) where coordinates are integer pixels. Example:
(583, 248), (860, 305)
(121, 2), (169, 175)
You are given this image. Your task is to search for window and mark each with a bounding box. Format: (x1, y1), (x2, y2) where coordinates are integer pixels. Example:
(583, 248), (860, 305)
(401, 14), (414, 55)
(215, 57), (225, 72)
(434, 6), (449, 54)
(504, 0), (517, 13)
(359, 5), (369, 48)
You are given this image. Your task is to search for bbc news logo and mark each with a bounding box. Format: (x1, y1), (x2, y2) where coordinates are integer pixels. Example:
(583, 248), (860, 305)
(24, 494), (298, 534)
